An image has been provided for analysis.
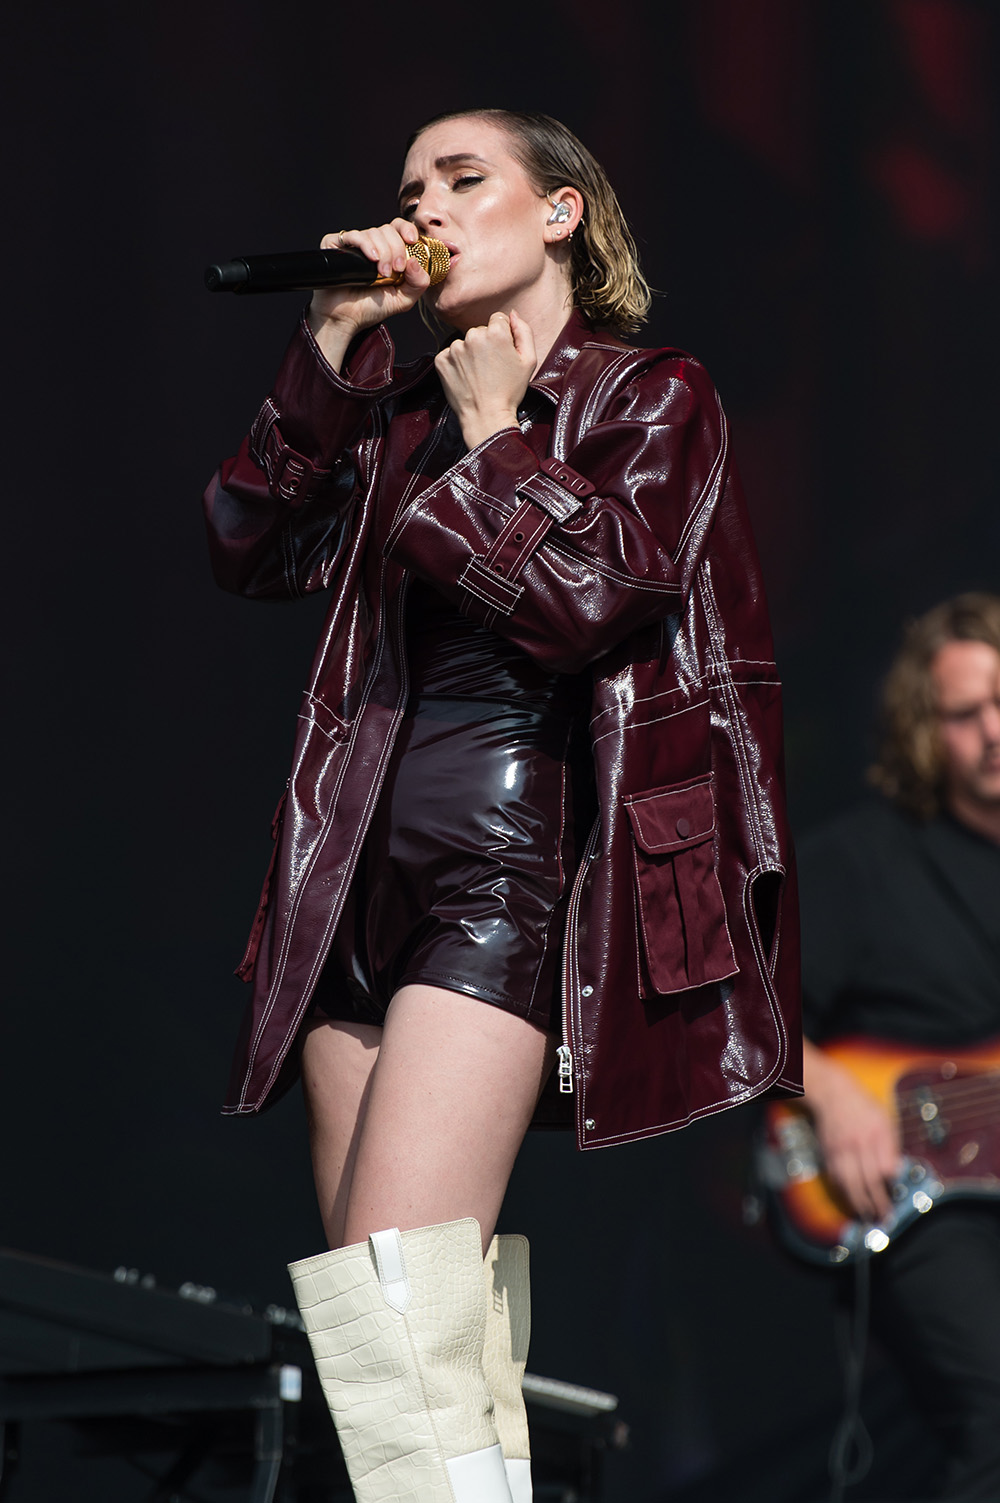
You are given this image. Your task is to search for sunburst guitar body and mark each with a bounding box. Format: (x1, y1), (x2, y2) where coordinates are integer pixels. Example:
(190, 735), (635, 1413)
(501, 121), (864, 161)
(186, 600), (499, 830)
(759, 1036), (1000, 1265)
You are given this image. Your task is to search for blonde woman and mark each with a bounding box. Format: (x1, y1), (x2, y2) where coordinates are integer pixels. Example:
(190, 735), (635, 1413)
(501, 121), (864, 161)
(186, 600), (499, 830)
(205, 109), (799, 1502)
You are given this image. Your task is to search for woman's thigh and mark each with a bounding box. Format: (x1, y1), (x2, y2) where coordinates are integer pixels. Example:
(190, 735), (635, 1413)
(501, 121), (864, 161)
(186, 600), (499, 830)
(301, 1017), (384, 1249)
(341, 983), (558, 1255)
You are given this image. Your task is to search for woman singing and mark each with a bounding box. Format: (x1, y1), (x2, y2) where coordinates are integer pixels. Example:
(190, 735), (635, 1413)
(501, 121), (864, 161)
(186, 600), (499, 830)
(204, 109), (800, 1503)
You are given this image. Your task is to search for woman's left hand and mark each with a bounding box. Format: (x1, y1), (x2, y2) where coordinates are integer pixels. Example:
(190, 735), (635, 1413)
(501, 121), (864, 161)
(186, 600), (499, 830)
(435, 310), (537, 449)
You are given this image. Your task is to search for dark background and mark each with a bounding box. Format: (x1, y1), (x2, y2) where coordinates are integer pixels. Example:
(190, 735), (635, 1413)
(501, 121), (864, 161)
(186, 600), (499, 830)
(5, 0), (998, 1498)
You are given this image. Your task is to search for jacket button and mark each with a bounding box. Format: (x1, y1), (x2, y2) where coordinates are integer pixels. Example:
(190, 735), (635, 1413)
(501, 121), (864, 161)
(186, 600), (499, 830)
(675, 817), (691, 838)
(585, 1118), (596, 1131)
(581, 984), (593, 997)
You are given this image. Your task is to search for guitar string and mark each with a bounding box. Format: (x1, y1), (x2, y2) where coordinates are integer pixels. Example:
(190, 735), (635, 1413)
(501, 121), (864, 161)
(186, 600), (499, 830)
(897, 1098), (1000, 1123)
(898, 1108), (1000, 1133)
(897, 1092), (1000, 1116)
(897, 1080), (1000, 1116)
(896, 1071), (1000, 1093)
(897, 1073), (1000, 1097)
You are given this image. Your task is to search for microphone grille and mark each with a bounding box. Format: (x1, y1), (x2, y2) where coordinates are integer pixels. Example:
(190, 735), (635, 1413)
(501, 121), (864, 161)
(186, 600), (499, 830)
(410, 236), (451, 285)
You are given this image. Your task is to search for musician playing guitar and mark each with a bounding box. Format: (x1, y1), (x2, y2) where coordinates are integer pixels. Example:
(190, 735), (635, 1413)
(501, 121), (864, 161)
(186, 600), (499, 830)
(795, 593), (1000, 1503)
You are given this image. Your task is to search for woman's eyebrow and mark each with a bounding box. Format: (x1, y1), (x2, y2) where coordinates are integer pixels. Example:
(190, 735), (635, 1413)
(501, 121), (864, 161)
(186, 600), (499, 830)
(398, 154), (494, 205)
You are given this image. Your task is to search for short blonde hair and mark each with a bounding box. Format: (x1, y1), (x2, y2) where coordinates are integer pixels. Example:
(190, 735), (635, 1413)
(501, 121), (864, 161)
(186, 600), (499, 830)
(869, 592), (1000, 818)
(407, 109), (652, 337)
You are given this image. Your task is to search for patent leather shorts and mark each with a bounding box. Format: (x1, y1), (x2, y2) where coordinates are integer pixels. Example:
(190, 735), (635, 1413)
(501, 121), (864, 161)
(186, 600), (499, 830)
(310, 582), (591, 1033)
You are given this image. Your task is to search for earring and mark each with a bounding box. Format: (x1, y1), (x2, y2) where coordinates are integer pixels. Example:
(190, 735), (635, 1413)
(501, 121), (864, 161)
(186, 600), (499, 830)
(546, 199), (572, 225)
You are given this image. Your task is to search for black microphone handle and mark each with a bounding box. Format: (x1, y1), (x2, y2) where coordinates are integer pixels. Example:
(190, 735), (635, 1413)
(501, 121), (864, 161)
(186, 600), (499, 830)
(205, 246), (381, 294)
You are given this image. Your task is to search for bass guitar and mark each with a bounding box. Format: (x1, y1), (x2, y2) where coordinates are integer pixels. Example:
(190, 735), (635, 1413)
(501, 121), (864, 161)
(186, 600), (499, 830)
(758, 1035), (1000, 1265)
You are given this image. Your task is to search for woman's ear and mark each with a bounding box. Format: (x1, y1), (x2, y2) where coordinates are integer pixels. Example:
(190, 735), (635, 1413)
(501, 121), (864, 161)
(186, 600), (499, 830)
(543, 186), (585, 241)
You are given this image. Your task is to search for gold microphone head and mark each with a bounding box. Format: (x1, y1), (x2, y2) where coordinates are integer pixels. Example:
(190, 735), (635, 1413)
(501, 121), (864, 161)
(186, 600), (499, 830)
(374, 236), (450, 287)
(411, 235), (451, 284)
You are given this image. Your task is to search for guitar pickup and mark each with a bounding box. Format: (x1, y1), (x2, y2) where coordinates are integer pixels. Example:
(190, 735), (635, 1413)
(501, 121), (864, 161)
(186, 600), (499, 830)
(915, 1087), (949, 1146)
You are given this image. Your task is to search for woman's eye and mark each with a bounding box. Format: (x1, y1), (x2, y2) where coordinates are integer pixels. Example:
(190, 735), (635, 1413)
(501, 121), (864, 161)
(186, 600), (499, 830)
(399, 175), (482, 217)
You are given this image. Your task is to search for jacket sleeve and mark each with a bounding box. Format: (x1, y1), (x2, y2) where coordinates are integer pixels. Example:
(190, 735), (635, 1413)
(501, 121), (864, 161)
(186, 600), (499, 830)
(202, 317), (395, 599)
(382, 351), (731, 672)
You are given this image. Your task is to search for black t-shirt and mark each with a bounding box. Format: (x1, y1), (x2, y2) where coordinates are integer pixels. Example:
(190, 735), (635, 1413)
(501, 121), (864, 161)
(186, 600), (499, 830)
(798, 799), (1000, 1046)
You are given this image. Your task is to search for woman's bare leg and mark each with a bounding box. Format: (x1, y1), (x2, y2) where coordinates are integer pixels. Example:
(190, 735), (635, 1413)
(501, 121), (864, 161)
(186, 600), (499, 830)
(343, 985), (557, 1255)
(303, 986), (557, 1255)
(301, 1017), (383, 1250)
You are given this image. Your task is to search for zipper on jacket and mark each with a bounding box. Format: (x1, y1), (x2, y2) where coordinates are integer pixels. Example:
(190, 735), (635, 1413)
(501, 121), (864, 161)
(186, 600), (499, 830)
(558, 818), (601, 1102)
(556, 1044), (574, 1095)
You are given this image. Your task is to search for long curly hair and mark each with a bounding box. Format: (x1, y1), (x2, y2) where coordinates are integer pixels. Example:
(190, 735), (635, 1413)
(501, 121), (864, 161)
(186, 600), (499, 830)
(406, 109), (652, 337)
(868, 592), (1000, 819)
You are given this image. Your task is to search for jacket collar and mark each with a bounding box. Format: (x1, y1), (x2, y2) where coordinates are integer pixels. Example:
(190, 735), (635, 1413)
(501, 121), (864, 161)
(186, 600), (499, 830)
(386, 308), (629, 402)
(528, 309), (627, 401)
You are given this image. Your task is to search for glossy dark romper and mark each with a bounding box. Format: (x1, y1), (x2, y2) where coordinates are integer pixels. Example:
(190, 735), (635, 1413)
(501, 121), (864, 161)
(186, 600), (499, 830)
(312, 573), (592, 1033)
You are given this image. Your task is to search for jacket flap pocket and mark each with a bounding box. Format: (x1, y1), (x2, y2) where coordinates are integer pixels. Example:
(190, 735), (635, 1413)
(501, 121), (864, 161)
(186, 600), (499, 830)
(624, 778), (715, 855)
(625, 775), (737, 996)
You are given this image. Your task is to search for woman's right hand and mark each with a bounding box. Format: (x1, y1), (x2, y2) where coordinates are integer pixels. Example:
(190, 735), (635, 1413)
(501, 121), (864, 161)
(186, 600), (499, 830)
(308, 219), (430, 369)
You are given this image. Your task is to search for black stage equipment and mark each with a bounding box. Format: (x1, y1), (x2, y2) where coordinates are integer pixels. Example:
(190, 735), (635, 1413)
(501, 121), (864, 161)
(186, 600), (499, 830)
(0, 1246), (626, 1501)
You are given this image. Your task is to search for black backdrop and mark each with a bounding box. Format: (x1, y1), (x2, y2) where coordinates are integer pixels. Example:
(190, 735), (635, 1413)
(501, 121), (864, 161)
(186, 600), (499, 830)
(5, 1), (999, 1498)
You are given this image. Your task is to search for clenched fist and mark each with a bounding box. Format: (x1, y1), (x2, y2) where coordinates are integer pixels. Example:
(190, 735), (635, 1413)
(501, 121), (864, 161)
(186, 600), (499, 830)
(435, 309), (537, 449)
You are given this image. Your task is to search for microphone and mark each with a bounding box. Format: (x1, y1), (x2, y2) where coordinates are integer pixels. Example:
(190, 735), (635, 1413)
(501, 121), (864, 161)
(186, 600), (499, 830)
(205, 236), (450, 294)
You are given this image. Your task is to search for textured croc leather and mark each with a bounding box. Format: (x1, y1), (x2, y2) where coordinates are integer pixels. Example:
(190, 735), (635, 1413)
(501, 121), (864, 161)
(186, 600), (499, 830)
(290, 1219), (513, 1502)
(483, 1235), (532, 1499)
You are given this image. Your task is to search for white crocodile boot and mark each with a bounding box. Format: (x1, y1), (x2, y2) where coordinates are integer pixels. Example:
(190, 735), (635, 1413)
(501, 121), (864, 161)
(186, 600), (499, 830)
(483, 1235), (532, 1503)
(289, 1218), (513, 1503)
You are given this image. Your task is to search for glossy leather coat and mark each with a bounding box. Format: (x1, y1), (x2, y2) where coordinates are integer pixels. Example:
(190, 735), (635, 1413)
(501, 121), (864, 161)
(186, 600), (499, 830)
(203, 310), (802, 1145)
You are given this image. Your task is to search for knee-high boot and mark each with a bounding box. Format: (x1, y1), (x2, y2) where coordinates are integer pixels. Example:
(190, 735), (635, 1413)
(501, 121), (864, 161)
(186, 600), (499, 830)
(289, 1218), (514, 1503)
(483, 1235), (532, 1503)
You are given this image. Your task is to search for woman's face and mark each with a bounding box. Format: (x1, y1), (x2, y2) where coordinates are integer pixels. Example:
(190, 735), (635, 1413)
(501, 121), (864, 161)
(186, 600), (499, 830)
(398, 118), (567, 330)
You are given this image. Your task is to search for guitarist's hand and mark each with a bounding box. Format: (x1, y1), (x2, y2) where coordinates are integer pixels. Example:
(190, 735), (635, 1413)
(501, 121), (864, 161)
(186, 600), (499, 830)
(802, 1040), (902, 1223)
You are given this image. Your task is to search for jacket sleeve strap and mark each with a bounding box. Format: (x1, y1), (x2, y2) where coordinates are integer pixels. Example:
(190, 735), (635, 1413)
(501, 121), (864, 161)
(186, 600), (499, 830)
(454, 461), (590, 619)
(249, 397), (333, 507)
(518, 457), (594, 517)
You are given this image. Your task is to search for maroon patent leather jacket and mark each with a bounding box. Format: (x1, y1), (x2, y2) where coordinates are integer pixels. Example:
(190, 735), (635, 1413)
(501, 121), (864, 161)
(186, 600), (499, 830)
(204, 309), (802, 1145)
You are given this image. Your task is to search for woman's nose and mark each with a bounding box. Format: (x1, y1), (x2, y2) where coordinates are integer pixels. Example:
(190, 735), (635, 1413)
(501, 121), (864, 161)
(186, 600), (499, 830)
(413, 195), (446, 236)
